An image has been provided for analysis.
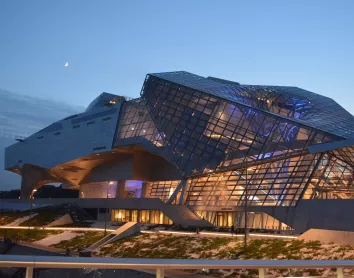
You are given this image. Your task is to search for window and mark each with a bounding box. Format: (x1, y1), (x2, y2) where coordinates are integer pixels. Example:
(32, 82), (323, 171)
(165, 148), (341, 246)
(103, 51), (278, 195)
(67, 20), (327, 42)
(111, 209), (172, 225)
(93, 146), (106, 151)
(73, 125), (80, 129)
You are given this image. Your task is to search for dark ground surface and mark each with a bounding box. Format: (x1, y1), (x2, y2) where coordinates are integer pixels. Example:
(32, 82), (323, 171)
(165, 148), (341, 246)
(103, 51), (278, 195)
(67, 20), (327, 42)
(0, 244), (156, 278)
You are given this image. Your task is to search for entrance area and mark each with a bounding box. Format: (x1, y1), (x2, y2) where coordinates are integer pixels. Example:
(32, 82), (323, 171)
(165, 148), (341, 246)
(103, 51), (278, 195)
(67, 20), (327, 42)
(111, 209), (173, 225)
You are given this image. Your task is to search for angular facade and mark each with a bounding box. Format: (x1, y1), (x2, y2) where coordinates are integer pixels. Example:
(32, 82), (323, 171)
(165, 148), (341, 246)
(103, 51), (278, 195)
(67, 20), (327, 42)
(4, 71), (354, 232)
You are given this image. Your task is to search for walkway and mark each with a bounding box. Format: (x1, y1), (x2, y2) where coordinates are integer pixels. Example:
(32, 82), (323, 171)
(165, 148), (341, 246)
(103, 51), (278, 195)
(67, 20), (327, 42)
(0, 224), (298, 239)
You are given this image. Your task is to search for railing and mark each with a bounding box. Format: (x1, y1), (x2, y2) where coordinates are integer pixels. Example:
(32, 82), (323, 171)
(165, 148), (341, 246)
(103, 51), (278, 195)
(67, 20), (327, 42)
(0, 255), (352, 278)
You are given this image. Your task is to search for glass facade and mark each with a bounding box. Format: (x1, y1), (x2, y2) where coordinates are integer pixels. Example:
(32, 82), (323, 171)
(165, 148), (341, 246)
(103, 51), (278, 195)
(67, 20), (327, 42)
(114, 98), (165, 148)
(195, 211), (293, 230)
(148, 180), (180, 202)
(109, 71), (354, 212)
(186, 154), (321, 207)
(140, 73), (336, 177)
(111, 209), (173, 225)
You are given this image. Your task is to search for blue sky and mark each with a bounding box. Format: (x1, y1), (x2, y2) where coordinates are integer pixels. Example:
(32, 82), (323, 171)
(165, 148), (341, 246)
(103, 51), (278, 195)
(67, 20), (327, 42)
(0, 1), (353, 113)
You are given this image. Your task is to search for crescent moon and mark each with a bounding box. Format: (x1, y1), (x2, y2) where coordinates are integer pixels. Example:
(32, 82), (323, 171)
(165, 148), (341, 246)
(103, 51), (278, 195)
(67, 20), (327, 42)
(64, 62), (69, 67)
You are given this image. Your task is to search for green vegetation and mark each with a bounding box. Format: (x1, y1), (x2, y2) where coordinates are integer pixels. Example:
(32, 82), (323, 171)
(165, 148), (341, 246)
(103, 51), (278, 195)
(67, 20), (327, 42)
(51, 232), (105, 250)
(0, 228), (60, 242)
(0, 211), (31, 225)
(5, 229), (353, 278)
(20, 204), (93, 227)
(98, 234), (331, 260)
(20, 208), (62, 227)
(95, 234), (354, 277)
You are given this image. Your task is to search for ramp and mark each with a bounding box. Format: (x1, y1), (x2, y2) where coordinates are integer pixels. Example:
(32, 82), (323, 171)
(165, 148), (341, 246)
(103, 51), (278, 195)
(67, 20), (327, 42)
(85, 222), (140, 251)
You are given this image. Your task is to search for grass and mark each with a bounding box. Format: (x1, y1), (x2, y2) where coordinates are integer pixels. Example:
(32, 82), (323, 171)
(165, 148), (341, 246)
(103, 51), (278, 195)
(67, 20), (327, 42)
(51, 232), (105, 250)
(0, 211), (31, 225)
(0, 228), (60, 242)
(94, 233), (354, 277)
(18, 204), (93, 227)
(5, 229), (354, 278)
(98, 234), (237, 259)
(20, 209), (62, 227)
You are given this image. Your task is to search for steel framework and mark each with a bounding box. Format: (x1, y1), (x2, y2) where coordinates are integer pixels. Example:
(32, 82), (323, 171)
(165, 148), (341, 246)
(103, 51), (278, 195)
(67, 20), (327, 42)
(111, 71), (354, 208)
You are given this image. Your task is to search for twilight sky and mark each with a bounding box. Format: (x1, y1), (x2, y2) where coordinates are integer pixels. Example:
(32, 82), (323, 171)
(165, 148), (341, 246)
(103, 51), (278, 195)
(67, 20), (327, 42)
(0, 0), (353, 113)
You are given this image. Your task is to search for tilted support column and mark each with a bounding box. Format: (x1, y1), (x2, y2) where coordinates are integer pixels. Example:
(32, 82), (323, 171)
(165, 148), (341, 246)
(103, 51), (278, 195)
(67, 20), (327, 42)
(19, 164), (55, 200)
(141, 182), (150, 198)
(115, 180), (127, 198)
(167, 180), (186, 205)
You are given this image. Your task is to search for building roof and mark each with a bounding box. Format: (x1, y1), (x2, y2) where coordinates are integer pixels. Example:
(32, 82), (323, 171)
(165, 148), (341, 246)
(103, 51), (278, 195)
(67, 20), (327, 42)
(150, 71), (354, 139)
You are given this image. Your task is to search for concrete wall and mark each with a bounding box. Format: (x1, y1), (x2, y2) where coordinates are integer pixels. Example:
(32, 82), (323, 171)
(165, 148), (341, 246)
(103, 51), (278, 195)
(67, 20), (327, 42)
(80, 182), (117, 198)
(88, 154), (134, 182)
(132, 151), (182, 181)
(46, 213), (73, 227)
(252, 199), (354, 233)
(299, 229), (354, 246)
(87, 150), (181, 182)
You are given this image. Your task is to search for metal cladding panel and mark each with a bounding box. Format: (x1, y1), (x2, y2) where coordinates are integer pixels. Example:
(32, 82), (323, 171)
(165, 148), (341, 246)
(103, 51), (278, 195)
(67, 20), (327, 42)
(5, 103), (122, 169)
(149, 71), (354, 139)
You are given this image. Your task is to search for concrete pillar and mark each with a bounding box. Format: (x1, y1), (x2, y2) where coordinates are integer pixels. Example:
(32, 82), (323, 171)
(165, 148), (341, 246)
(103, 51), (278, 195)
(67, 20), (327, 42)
(19, 164), (58, 199)
(258, 268), (265, 278)
(19, 165), (40, 200)
(20, 175), (34, 200)
(141, 182), (150, 198)
(116, 180), (127, 198)
(25, 267), (33, 278)
(156, 268), (164, 278)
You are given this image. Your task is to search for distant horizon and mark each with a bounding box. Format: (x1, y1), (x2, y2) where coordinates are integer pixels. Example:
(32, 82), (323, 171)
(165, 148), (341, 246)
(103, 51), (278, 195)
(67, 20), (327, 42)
(2, 69), (354, 116)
